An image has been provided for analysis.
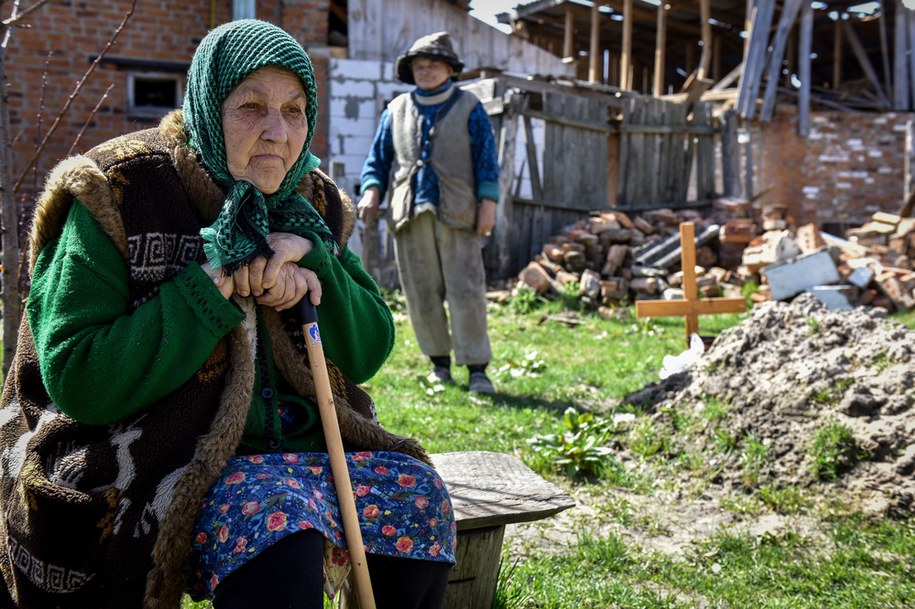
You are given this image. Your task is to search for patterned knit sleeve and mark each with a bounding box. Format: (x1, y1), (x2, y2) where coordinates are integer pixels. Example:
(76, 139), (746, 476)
(468, 101), (501, 202)
(26, 202), (245, 425)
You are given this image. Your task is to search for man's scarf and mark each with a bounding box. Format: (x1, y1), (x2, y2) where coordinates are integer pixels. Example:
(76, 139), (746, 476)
(183, 19), (337, 274)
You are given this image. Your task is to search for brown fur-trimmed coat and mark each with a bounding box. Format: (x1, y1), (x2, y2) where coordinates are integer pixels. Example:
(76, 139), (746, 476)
(0, 110), (428, 609)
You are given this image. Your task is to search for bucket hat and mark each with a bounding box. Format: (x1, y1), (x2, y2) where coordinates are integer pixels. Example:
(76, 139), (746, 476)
(395, 31), (464, 84)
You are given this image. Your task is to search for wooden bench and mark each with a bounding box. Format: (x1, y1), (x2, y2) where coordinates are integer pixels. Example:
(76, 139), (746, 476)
(340, 450), (575, 608)
(432, 450), (575, 609)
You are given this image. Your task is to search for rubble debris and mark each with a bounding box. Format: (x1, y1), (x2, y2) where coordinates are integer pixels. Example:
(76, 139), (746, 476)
(512, 202), (915, 315)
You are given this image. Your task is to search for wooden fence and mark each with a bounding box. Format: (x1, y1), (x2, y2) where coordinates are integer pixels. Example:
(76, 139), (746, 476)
(467, 75), (719, 281)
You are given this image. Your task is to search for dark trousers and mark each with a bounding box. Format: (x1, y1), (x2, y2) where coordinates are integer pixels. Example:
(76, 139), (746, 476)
(212, 530), (451, 609)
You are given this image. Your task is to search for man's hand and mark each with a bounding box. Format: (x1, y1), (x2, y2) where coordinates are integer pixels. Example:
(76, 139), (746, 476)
(476, 198), (496, 237)
(357, 186), (382, 223)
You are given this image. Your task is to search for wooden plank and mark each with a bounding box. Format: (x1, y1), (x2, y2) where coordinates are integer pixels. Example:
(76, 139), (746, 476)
(834, 18), (843, 89)
(720, 109), (740, 197)
(667, 104), (694, 206)
(909, 9), (915, 107)
(698, 0), (711, 80)
(589, 1), (601, 83)
(893, 0), (910, 112)
(842, 19), (891, 108)
(879, 0), (893, 105)
(905, 120), (915, 211)
(695, 102), (715, 200)
(563, 7), (574, 60)
(495, 93), (521, 280)
(653, 2), (667, 97)
(621, 0), (633, 90)
(645, 98), (661, 204)
(431, 451), (575, 530)
(523, 115), (544, 202)
(760, 0), (803, 122)
(798, 0), (813, 136)
(738, 0), (776, 118)
(521, 109), (613, 133)
(617, 97), (632, 206)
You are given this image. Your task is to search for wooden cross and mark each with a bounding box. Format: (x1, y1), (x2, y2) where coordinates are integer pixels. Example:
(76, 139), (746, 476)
(636, 222), (746, 341)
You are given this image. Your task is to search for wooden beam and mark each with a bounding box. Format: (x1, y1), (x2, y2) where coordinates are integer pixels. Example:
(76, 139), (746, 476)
(621, 0), (633, 90)
(495, 92), (521, 279)
(879, 0), (893, 104)
(842, 19), (891, 108)
(895, 0), (910, 110)
(834, 18), (843, 89)
(720, 109), (740, 197)
(697, 0), (711, 81)
(589, 2), (600, 83)
(760, 0), (803, 122)
(563, 7), (574, 61)
(798, 0), (813, 136)
(905, 119), (915, 206)
(653, 2), (668, 97)
(738, 0), (776, 118)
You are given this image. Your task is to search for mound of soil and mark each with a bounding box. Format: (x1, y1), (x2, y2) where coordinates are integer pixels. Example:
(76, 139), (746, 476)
(622, 293), (915, 516)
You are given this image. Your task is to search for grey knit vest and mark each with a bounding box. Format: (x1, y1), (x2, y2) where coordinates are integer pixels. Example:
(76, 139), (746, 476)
(387, 88), (479, 231)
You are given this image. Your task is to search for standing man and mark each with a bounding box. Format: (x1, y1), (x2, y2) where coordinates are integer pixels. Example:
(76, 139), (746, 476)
(358, 31), (500, 395)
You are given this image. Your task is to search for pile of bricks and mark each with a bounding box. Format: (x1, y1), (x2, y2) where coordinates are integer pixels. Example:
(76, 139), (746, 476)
(514, 200), (915, 314)
(515, 206), (745, 313)
(739, 211), (915, 311)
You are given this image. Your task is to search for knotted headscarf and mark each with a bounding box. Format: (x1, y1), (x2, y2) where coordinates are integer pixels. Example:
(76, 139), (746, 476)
(184, 19), (336, 274)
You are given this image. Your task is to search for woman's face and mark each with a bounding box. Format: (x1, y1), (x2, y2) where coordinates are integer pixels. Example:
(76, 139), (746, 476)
(411, 57), (453, 91)
(222, 66), (309, 194)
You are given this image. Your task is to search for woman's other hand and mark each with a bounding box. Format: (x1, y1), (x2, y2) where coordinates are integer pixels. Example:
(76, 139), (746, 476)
(201, 262), (236, 299)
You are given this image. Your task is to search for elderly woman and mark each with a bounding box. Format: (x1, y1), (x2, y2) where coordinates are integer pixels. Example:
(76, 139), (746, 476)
(0, 19), (454, 609)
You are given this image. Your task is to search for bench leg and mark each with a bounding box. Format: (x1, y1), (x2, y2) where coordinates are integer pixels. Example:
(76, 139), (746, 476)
(445, 525), (505, 609)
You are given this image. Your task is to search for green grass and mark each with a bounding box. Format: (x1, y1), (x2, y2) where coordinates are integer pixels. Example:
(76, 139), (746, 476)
(159, 291), (915, 609)
(361, 295), (915, 609)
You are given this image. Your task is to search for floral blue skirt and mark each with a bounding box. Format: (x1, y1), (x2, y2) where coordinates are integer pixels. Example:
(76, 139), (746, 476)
(187, 450), (456, 600)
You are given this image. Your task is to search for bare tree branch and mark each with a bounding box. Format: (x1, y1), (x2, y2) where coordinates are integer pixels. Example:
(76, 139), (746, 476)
(1, 0), (54, 32)
(67, 83), (114, 157)
(31, 50), (51, 195)
(12, 0), (137, 192)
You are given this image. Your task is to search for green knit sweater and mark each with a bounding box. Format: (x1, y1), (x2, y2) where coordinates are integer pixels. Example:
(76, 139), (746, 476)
(28, 201), (395, 453)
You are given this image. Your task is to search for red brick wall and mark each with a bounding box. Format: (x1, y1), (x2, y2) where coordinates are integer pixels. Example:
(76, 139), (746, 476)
(6, 0), (331, 208)
(756, 105), (915, 233)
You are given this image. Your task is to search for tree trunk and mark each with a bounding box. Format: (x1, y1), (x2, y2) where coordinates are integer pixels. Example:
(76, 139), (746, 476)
(0, 46), (22, 379)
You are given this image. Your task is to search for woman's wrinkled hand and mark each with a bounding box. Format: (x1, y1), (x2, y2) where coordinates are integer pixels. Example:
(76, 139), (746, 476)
(233, 232), (313, 298)
(255, 263), (321, 311)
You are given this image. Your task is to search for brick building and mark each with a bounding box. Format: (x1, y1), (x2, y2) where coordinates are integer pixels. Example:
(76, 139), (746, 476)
(4, 0), (334, 211)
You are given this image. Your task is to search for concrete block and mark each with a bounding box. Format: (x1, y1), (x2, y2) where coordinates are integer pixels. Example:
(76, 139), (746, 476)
(847, 266), (875, 288)
(808, 285), (855, 310)
(761, 249), (841, 300)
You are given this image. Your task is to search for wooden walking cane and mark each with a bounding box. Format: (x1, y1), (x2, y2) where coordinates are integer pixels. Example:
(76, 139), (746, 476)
(297, 299), (377, 609)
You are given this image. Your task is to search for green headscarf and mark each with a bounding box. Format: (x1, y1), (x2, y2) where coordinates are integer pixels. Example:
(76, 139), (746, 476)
(184, 19), (336, 274)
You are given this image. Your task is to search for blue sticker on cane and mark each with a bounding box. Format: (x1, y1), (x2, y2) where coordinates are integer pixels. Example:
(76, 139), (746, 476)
(308, 324), (322, 346)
